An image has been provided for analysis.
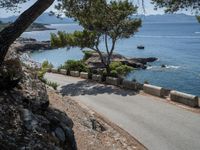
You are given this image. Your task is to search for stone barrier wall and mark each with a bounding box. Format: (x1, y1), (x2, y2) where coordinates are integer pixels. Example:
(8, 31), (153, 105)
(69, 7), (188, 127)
(106, 77), (120, 86)
(122, 80), (137, 90)
(170, 91), (199, 107)
(60, 69), (67, 75)
(143, 84), (165, 97)
(92, 74), (102, 82)
(80, 72), (89, 79)
(70, 71), (80, 77)
(51, 68), (58, 73)
(49, 71), (199, 108)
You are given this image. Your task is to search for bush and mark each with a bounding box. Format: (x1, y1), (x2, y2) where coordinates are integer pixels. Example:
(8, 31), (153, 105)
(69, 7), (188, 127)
(46, 81), (59, 90)
(110, 70), (118, 78)
(42, 60), (53, 69)
(115, 65), (134, 76)
(82, 50), (95, 61)
(109, 62), (123, 70)
(62, 60), (88, 72)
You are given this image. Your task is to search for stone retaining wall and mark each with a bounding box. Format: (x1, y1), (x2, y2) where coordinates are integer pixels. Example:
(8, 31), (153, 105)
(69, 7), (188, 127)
(170, 91), (199, 107)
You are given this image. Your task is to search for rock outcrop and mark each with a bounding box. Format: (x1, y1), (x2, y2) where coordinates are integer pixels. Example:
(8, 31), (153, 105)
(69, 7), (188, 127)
(85, 52), (157, 69)
(14, 38), (51, 52)
(0, 48), (77, 150)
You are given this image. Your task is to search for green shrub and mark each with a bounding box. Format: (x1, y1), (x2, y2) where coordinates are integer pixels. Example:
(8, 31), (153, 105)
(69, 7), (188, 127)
(115, 65), (134, 76)
(109, 62), (123, 70)
(110, 70), (118, 78)
(82, 50), (95, 61)
(42, 60), (53, 69)
(47, 81), (59, 90)
(62, 60), (88, 72)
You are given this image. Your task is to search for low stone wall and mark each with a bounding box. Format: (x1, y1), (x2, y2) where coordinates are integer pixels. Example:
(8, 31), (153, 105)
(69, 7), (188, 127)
(80, 72), (89, 79)
(143, 84), (165, 97)
(170, 91), (199, 107)
(51, 68), (58, 73)
(92, 74), (102, 82)
(60, 69), (67, 75)
(122, 80), (143, 91)
(106, 77), (120, 86)
(70, 71), (80, 77)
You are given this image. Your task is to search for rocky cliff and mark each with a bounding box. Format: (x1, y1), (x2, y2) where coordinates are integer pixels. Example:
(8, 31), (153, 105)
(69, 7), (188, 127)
(0, 47), (77, 150)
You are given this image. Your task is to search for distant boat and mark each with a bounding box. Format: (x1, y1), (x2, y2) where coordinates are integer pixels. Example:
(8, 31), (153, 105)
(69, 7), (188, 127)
(137, 45), (145, 49)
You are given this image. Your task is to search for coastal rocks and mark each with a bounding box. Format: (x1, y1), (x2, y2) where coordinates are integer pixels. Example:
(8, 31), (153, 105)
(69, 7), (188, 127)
(85, 51), (157, 69)
(15, 37), (51, 52)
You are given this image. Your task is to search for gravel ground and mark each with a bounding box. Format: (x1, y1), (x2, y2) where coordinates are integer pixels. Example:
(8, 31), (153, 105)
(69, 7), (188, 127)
(47, 87), (146, 150)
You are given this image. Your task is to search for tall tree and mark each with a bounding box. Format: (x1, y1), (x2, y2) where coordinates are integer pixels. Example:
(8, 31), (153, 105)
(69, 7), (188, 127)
(0, 0), (55, 66)
(51, 0), (141, 74)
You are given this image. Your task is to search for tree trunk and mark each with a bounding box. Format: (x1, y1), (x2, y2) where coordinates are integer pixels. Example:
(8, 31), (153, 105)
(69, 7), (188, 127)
(0, 0), (55, 66)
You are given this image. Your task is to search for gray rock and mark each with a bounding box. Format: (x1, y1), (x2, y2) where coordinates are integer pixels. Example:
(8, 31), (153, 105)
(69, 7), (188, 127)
(55, 127), (66, 142)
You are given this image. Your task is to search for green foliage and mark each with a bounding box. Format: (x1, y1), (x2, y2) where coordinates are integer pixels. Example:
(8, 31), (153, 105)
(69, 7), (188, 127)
(53, 0), (141, 73)
(42, 60), (53, 69)
(152, 0), (200, 14)
(110, 70), (118, 78)
(61, 60), (87, 72)
(46, 81), (59, 90)
(115, 65), (134, 76)
(82, 50), (95, 61)
(109, 62), (123, 71)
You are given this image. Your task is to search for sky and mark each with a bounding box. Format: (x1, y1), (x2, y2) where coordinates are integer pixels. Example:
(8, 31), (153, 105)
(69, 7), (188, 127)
(0, 0), (190, 18)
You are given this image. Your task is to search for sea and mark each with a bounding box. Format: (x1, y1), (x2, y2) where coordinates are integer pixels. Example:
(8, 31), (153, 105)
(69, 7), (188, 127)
(22, 17), (200, 96)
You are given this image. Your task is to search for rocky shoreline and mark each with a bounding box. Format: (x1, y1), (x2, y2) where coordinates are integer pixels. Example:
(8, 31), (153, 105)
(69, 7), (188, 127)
(15, 38), (158, 70)
(85, 51), (157, 69)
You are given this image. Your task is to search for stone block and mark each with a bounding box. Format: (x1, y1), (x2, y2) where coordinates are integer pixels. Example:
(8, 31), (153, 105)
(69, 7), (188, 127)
(92, 74), (102, 82)
(170, 91), (199, 107)
(80, 72), (89, 79)
(70, 71), (80, 77)
(60, 69), (67, 75)
(51, 68), (58, 73)
(106, 77), (120, 86)
(143, 84), (165, 97)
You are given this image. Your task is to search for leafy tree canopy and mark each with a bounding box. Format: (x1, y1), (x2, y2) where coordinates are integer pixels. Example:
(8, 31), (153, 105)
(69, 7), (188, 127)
(0, 0), (30, 10)
(51, 0), (141, 74)
(152, 0), (200, 14)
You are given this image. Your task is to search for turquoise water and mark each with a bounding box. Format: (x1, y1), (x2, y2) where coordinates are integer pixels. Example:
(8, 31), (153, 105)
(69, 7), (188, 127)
(22, 22), (200, 96)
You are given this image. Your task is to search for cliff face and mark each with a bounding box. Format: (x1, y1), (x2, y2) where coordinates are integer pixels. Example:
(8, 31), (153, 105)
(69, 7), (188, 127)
(0, 48), (77, 150)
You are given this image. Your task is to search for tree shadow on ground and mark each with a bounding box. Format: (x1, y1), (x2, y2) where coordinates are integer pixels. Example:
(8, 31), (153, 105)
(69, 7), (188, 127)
(59, 80), (137, 97)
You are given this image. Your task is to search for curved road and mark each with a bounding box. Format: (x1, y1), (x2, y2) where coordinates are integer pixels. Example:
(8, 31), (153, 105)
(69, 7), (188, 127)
(45, 73), (200, 150)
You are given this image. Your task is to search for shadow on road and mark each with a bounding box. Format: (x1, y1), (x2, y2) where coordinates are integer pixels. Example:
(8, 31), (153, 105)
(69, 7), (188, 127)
(59, 80), (137, 97)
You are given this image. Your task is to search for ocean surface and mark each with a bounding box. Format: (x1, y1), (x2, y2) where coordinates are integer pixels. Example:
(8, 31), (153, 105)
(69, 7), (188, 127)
(22, 21), (200, 96)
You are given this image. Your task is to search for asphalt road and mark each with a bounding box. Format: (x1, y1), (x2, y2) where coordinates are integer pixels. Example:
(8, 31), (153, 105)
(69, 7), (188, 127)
(45, 73), (200, 150)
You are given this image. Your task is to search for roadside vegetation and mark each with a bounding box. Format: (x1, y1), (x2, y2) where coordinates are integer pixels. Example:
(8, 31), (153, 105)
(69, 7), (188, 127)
(37, 60), (59, 90)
